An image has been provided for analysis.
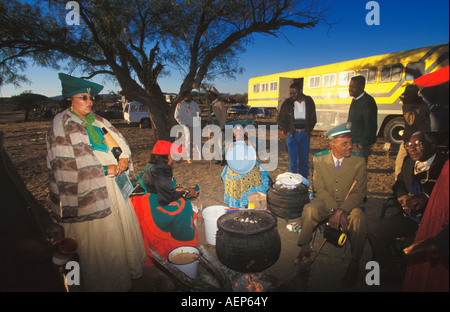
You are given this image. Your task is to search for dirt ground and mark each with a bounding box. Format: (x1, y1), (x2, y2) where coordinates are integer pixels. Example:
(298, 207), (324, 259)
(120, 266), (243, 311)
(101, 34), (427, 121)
(1, 111), (405, 292)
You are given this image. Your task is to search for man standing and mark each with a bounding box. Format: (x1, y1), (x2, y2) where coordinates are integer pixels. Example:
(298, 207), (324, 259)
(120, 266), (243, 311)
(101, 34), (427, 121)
(207, 86), (227, 129)
(277, 82), (317, 178)
(296, 122), (368, 288)
(207, 86), (227, 165)
(368, 132), (447, 284)
(347, 76), (378, 162)
(174, 90), (201, 162)
(394, 84), (430, 179)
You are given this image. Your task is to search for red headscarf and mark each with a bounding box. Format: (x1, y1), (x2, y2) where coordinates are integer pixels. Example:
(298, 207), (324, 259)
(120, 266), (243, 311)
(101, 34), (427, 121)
(152, 140), (186, 155)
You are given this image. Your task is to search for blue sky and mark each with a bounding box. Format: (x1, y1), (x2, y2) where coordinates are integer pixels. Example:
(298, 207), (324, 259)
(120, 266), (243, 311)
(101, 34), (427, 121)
(1, 0), (448, 98)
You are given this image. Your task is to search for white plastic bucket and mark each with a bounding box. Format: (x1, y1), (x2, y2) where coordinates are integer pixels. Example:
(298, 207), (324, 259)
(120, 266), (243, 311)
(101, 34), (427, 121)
(202, 205), (228, 245)
(168, 246), (200, 279)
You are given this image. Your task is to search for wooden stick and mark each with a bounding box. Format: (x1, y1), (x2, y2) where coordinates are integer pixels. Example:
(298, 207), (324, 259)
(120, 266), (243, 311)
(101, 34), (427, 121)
(344, 179), (358, 201)
(148, 247), (230, 291)
(310, 238), (327, 264)
(198, 245), (233, 291)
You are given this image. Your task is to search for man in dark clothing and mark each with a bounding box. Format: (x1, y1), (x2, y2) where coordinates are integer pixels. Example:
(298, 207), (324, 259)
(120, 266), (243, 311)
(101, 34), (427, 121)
(394, 84), (431, 179)
(277, 82), (317, 178)
(347, 76), (378, 162)
(368, 131), (448, 283)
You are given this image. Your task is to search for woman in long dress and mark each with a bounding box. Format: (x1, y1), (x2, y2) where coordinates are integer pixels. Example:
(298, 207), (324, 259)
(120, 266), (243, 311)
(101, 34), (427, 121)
(222, 124), (270, 208)
(46, 73), (146, 291)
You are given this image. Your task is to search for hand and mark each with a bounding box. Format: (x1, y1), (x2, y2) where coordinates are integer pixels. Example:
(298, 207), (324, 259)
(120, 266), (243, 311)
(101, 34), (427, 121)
(42, 220), (65, 244)
(405, 194), (428, 216)
(117, 158), (129, 174)
(107, 164), (119, 176)
(328, 208), (348, 231)
(187, 186), (199, 198)
(288, 129), (296, 137)
(398, 194), (413, 208)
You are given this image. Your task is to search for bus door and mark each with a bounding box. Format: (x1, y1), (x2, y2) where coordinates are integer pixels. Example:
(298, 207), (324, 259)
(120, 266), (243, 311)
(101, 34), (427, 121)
(277, 77), (304, 109)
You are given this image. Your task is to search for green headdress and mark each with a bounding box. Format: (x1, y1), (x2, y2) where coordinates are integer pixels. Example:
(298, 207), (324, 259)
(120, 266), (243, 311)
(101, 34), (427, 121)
(59, 73), (104, 99)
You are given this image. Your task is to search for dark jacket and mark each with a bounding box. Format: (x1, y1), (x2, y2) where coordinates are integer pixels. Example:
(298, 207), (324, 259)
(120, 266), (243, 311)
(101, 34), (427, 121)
(142, 162), (185, 206)
(277, 95), (317, 135)
(347, 92), (378, 147)
(393, 153), (448, 199)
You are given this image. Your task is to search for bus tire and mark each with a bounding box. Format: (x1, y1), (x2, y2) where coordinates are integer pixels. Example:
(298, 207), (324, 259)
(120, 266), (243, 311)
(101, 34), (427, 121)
(139, 118), (151, 128)
(383, 117), (405, 145)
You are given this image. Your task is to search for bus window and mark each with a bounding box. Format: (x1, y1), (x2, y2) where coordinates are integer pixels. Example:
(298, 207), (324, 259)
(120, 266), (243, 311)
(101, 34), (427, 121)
(308, 76), (321, 88)
(253, 84), (260, 93)
(405, 61), (425, 80)
(359, 68), (377, 83)
(323, 73), (337, 87)
(270, 81), (278, 91)
(339, 70), (356, 86)
(261, 82), (268, 92)
(380, 64), (403, 82)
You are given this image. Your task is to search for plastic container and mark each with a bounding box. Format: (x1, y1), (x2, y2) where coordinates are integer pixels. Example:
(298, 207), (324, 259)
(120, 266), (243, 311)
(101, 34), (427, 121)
(286, 222), (302, 234)
(202, 205), (228, 245)
(168, 246), (200, 279)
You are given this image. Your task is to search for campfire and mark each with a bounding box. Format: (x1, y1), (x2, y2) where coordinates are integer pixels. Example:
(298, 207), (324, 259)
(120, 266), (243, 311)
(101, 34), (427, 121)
(233, 273), (266, 292)
(149, 245), (281, 292)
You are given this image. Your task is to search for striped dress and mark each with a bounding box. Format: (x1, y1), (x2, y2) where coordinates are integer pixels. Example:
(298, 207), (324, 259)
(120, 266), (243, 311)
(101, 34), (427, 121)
(46, 110), (146, 291)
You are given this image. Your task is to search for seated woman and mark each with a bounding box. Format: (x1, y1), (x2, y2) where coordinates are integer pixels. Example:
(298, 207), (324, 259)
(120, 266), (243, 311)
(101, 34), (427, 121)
(130, 140), (199, 266)
(221, 124), (270, 208)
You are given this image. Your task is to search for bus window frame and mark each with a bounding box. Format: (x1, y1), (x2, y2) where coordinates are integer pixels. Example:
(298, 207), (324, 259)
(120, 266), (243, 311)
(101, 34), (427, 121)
(380, 64), (404, 83)
(323, 73), (337, 87)
(338, 70), (356, 86)
(253, 84), (260, 93)
(358, 67), (378, 84)
(405, 61), (425, 81)
(261, 82), (269, 92)
(308, 75), (321, 88)
(269, 81), (278, 91)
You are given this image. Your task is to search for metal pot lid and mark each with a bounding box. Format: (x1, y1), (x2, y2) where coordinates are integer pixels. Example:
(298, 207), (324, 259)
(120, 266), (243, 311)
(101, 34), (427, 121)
(217, 210), (277, 235)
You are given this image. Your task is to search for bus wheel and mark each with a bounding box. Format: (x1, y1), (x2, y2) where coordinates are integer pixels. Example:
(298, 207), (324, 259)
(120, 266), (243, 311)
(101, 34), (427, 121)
(383, 117), (405, 145)
(139, 118), (151, 128)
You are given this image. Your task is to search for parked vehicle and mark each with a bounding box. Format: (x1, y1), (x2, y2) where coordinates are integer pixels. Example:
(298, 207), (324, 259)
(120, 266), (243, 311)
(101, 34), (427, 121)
(123, 102), (152, 128)
(96, 102), (123, 120)
(227, 103), (249, 116)
(247, 43), (449, 144)
(247, 107), (269, 117)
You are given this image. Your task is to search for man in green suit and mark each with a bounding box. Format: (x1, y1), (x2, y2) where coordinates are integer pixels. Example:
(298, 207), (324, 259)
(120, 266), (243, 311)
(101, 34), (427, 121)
(296, 122), (368, 288)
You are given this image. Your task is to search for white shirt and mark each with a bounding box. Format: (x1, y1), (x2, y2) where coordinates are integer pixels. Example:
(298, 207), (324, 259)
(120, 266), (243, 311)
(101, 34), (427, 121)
(174, 100), (200, 128)
(353, 92), (365, 100)
(294, 100), (306, 120)
(332, 154), (344, 169)
(415, 153), (436, 174)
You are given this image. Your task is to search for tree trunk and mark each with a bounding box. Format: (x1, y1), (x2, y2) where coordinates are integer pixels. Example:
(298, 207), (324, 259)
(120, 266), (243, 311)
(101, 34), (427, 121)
(113, 69), (171, 141)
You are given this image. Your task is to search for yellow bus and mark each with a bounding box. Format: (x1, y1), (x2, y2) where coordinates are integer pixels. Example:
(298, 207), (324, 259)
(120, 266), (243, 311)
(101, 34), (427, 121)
(247, 43), (449, 144)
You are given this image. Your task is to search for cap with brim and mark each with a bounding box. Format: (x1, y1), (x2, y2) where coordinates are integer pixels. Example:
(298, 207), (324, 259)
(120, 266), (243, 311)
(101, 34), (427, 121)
(324, 122), (352, 140)
(59, 73), (104, 99)
(153, 140), (186, 155)
(226, 141), (257, 174)
(401, 84), (419, 97)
